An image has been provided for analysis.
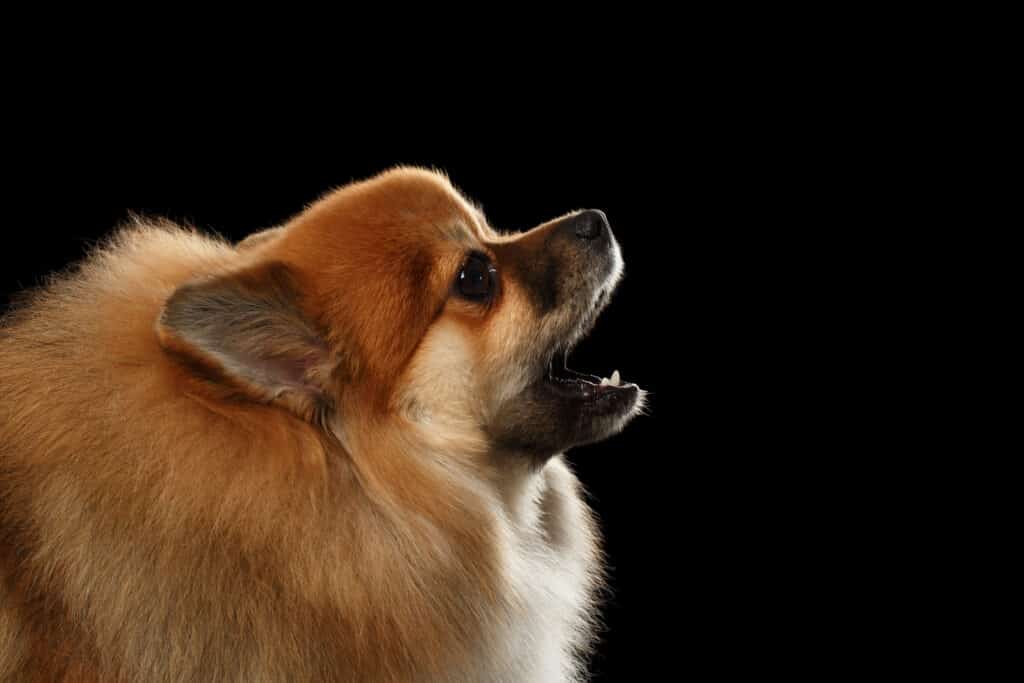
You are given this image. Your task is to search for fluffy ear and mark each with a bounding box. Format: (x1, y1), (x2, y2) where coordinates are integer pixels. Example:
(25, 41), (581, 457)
(157, 261), (331, 413)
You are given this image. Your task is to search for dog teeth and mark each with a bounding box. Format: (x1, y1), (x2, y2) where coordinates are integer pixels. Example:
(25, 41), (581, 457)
(600, 370), (623, 387)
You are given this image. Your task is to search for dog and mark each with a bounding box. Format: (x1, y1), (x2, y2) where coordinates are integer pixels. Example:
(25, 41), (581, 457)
(0, 167), (644, 681)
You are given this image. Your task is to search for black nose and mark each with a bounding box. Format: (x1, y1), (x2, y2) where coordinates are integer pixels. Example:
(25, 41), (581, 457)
(571, 209), (609, 241)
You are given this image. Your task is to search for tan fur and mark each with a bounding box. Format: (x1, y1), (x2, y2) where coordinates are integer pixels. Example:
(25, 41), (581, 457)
(0, 168), (607, 681)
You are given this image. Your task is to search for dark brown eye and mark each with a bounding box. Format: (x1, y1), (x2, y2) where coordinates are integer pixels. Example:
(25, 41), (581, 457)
(456, 254), (496, 301)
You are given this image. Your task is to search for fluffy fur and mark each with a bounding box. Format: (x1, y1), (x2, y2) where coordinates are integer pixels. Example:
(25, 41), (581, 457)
(0, 168), (638, 681)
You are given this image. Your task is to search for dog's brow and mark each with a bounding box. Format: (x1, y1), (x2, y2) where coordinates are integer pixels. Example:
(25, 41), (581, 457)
(467, 207), (498, 241)
(438, 221), (478, 246)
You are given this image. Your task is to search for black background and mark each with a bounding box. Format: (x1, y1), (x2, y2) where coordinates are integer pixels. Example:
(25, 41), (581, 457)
(3, 130), (691, 680)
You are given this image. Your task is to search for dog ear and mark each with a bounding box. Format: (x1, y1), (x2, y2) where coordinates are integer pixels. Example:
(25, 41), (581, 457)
(157, 261), (331, 412)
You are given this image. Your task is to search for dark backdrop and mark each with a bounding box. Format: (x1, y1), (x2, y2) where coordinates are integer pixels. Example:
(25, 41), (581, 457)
(3, 135), (684, 680)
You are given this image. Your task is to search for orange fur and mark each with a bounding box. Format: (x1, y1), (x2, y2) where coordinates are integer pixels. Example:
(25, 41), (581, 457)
(0, 169), (607, 681)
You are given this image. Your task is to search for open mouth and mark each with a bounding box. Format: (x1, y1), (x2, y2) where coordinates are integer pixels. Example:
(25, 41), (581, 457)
(542, 350), (641, 416)
(488, 270), (642, 456)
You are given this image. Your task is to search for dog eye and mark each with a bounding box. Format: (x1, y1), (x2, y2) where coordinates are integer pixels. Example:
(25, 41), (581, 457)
(456, 254), (497, 301)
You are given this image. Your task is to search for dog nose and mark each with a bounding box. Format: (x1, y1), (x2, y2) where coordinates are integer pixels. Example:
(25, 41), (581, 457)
(570, 210), (609, 241)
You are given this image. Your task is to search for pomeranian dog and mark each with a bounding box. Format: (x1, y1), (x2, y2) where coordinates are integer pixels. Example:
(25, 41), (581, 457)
(0, 167), (644, 682)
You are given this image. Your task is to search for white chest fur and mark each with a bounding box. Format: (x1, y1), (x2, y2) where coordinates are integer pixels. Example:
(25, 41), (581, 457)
(463, 457), (603, 683)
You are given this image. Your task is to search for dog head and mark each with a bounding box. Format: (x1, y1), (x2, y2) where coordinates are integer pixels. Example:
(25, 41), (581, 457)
(158, 167), (643, 461)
